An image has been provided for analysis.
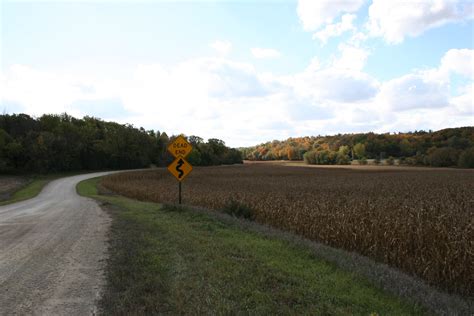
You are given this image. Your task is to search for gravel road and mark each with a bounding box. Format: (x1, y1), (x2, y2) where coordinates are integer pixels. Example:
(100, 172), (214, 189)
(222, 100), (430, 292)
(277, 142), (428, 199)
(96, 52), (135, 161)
(0, 172), (115, 315)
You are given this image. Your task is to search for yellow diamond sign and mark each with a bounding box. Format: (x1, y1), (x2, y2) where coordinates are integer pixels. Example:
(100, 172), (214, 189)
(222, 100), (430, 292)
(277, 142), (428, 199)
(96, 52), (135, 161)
(168, 157), (193, 181)
(168, 135), (192, 158)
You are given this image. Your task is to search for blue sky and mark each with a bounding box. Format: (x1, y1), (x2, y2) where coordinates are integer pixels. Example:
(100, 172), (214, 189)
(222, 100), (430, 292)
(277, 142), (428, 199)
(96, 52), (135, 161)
(1, 0), (473, 146)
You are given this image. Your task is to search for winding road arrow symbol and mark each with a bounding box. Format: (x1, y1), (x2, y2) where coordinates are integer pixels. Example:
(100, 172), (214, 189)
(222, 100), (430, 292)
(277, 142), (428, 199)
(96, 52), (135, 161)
(176, 158), (185, 179)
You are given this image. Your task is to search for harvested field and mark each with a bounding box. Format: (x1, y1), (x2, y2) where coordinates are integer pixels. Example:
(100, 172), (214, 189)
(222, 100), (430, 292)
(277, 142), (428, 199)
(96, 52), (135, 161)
(102, 164), (474, 297)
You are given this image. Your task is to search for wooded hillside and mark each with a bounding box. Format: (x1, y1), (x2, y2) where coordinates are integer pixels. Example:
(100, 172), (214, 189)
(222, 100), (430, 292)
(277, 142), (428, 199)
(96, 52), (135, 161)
(0, 113), (242, 174)
(241, 127), (474, 168)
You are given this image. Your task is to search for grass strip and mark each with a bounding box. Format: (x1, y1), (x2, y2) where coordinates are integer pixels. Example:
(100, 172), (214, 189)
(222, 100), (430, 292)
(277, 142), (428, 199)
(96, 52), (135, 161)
(1, 171), (108, 206)
(78, 177), (425, 315)
(0, 178), (50, 206)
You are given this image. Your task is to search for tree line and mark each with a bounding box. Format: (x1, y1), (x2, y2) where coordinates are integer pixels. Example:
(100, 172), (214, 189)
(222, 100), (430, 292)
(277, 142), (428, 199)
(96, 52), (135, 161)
(241, 127), (474, 168)
(0, 113), (242, 174)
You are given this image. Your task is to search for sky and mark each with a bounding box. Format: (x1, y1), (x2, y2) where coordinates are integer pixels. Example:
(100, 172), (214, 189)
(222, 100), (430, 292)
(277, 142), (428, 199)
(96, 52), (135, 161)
(1, 0), (473, 147)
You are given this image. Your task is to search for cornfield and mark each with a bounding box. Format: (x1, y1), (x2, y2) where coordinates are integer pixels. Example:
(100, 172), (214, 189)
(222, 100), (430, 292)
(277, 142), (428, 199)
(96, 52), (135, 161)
(102, 163), (474, 297)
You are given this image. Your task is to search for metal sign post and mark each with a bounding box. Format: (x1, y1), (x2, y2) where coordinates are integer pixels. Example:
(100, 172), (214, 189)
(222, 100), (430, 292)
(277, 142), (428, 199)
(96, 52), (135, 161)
(167, 136), (193, 204)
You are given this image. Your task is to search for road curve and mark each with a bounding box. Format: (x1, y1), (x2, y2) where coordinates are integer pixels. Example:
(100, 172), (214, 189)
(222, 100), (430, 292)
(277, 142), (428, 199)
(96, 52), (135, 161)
(0, 172), (116, 315)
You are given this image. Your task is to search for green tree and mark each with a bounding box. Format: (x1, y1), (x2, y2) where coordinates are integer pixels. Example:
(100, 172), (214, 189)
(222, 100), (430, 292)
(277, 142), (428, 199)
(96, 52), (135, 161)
(338, 145), (350, 156)
(424, 147), (459, 167)
(187, 148), (202, 165)
(336, 145), (350, 165)
(353, 143), (366, 159)
(457, 148), (474, 168)
(400, 139), (414, 156)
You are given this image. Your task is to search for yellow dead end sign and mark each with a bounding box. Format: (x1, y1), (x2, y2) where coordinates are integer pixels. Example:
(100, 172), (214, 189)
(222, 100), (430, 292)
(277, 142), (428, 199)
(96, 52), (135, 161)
(167, 135), (193, 158)
(167, 156), (193, 182)
(167, 136), (193, 204)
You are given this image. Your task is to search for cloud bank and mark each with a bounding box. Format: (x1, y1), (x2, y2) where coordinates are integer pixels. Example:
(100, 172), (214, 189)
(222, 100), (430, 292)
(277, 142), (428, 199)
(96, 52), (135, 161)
(2, 47), (472, 146)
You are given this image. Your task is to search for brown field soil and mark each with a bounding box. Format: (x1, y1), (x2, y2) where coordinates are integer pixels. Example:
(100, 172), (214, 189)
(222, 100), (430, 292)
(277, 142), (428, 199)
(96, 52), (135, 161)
(0, 176), (29, 201)
(102, 164), (474, 297)
(247, 159), (467, 171)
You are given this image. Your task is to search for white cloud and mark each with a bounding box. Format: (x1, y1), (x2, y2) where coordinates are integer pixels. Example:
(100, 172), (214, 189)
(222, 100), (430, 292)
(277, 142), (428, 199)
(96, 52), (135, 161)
(313, 14), (357, 44)
(106, 58), (293, 145)
(375, 106), (473, 134)
(210, 40), (232, 55)
(120, 58), (269, 120)
(349, 31), (369, 45)
(440, 48), (474, 78)
(378, 71), (450, 111)
(0, 73), (5, 102)
(367, 0), (474, 44)
(1, 65), (85, 116)
(306, 57), (322, 72)
(308, 68), (379, 102)
(251, 47), (282, 59)
(332, 43), (370, 71)
(284, 58), (379, 103)
(375, 48), (473, 116)
(297, 0), (365, 31)
(451, 83), (474, 114)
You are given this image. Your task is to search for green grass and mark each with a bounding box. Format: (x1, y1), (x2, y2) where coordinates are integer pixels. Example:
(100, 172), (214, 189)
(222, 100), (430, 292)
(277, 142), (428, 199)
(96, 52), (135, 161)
(77, 176), (101, 196)
(0, 178), (50, 206)
(1, 171), (104, 206)
(78, 178), (426, 315)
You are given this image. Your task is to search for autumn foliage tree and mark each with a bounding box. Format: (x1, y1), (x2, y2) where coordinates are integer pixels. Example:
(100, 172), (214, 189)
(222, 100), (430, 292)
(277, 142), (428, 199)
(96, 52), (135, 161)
(242, 127), (474, 168)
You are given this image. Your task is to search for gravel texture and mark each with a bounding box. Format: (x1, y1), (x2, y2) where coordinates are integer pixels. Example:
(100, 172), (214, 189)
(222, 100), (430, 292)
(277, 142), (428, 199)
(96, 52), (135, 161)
(0, 172), (115, 315)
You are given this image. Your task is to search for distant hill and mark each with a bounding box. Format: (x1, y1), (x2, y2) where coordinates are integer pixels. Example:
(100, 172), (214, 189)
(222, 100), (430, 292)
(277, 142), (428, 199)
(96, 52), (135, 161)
(241, 127), (474, 168)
